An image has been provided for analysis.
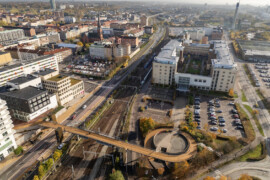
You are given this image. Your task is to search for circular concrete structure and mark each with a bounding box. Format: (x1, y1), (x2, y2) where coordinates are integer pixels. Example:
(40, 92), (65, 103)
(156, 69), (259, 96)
(153, 130), (188, 155)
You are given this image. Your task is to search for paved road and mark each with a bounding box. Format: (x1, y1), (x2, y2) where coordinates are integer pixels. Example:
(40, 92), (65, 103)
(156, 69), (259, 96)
(0, 26), (165, 180)
(41, 123), (197, 163)
(199, 33), (270, 179)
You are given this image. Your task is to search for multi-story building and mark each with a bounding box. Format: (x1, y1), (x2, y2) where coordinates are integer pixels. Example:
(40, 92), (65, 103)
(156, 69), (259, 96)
(0, 52), (12, 66)
(0, 29), (25, 46)
(3, 26), (36, 37)
(42, 74), (84, 105)
(64, 16), (76, 24)
(209, 41), (237, 92)
(89, 41), (113, 60)
(120, 36), (139, 48)
(152, 40), (184, 85)
(211, 27), (223, 40)
(140, 15), (148, 26)
(152, 40), (237, 92)
(50, 0), (56, 10)
(144, 26), (154, 34)
(0, 86), (58, 122)
(6, 75), (42, 90)
(0, 98), (17, 161)
(0, 55), (58, 87)
(113, 43), (131, 58)
(183, 43), (210, 56)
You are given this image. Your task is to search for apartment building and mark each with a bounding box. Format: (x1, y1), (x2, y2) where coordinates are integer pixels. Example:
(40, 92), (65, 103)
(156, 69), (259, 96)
(210, 41), (237, 92)
(0, 29), (25, 46)
(113, 43), (131, 58)
(89, 41), (113, 60)
(0, 86), (57, 122)
(0, 52), (12, 66)
(183, 43), (210, 56)
(0, 55), (58, 87)
(152, 40), (184, 85)
(0, 99), (17, 161)
(64, 16), (76, 24)
(152, 40), (237, 92)
(42, 74), (84, 105)
(140, 15), (149, 26)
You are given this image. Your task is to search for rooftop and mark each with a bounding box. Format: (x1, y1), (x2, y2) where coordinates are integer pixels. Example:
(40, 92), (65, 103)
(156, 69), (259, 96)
(70, 78), (81, 86)
(0, 55), (55, 73)
(47, 75), (68, 82)
(211, 41), (237, 69)
(0, 86), (47, 100)
(34, 68), (58, 76)
(154, 40), (183, 65)
(8, 75), (39, 85)
(237, 40), (270, 54)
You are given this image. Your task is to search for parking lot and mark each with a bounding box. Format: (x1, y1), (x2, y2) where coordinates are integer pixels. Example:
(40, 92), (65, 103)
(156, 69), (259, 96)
(249, 63), (270, 97)
(193, 96), (244, 138)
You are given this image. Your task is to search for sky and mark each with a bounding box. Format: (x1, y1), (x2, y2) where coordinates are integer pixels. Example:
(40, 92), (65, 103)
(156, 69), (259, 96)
(161, 0), (269, 6)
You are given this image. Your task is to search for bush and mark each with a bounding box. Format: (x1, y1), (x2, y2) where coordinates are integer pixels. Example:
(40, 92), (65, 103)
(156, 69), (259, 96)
(45, 158), (54, 170)
(14, 146), (24, 155)
(247, 142), (267, 161)
(33, 175), (39, 180)
(38, 164), (45, 178)
(53, 150), (62, 161)
(109, 170), (124, 180)
(139, 117), (155, 137)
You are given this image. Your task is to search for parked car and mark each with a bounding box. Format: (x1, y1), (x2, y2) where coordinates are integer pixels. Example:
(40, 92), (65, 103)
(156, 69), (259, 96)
(215, 104), (221, 108)
(195, 115), (201, 118)
(197, 126), (201, 129)
(216, 110), (222, 113)
(57, 143), (65, 150)
(195, 105), (200, 109)
(229, 102), (235, 105)
(231, 109), (238, 114)
(222, 129), (228, 133)
(210, 127), (218, 131)
(233, 114), (239, 118)
(219, 123), (226, 127)
(219, 119), (226, 123)
(218, 116), (224, 119)
(236, 126), (244, 130)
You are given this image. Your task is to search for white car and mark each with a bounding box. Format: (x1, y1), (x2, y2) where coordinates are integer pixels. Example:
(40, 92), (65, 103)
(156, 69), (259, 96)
(210, 127), (218, 131)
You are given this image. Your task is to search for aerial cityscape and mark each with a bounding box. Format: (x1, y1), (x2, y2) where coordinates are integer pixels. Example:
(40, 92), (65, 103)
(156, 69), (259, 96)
(0, 0), (269, 180)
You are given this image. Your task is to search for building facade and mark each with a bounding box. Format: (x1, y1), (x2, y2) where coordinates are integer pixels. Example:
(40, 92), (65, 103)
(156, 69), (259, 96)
(0, 29), (25, 46)
(0, 99), (17, 161)
(0, 55), (58, 87)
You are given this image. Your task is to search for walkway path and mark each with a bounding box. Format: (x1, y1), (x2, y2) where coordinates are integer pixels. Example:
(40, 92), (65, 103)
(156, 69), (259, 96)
(41, 123), (197, 163)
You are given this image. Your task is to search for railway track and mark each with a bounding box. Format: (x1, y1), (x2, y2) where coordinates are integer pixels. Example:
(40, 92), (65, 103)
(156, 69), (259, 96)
(47, 88), (135, 180)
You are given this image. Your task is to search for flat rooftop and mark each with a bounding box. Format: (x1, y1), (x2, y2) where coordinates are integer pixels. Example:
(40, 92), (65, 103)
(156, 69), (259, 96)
(211, 41), (237, 69)
(8, 75), (39, 85)
(154, 40), (182, 65)
(238, 40), (270, 52)
(0, 55), (55, 73)
(34, 68), (58, 76)
(70, 78), (81, 86)
(0, 86), (47, 100)
(47, 75), (68, 82)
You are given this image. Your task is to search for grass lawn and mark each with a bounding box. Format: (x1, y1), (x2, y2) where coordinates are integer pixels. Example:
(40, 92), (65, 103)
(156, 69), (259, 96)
(243, 64), (256, 87)
(238, 143), (262, 161)
(241, 90), (247, 102)
(186, 59), (201, 74)
(243, 104), (264, 136)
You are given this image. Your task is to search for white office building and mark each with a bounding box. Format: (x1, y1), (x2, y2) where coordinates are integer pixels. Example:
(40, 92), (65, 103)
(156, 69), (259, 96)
(0, 99), (17, 160)
(0, 55), (58, 87)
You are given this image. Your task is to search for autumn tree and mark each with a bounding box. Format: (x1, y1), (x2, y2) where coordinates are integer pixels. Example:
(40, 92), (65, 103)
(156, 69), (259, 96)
(38, 164), (45, 178)
(139, 117), (155, 137)
(53, 150), (62, 161)
(228, 88), (234, 97)
(33, 175), (39, 180)
(77, 41), (83, 47)
(238, 174), (252, 180)
(203, 176), (215, 180)
(171, 160), (190, 179)
(109, 170), (124, 180)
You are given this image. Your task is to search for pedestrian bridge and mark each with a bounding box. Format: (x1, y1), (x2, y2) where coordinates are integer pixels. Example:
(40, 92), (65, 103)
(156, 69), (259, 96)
(40, 122), (197, 162)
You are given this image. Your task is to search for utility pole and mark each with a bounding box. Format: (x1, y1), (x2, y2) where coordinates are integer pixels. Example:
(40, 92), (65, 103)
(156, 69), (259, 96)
(71, 165), (75, 179)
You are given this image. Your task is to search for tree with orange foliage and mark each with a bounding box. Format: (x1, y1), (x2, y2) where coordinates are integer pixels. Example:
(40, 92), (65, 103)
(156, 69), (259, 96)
(139, 117), (155, 137)
(228, 88), (234, 97)
(203, 176), (215, 180)
(171, 160), (190, 179)
(238, 174), (252, 180)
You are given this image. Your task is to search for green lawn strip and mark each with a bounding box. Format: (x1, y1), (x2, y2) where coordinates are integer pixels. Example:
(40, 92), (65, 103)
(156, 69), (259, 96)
(243, 104), (264, 136)
(243, 64), (256, 87)
(241, 90), (247, 102)
(256, 89), (270, 114)
(235, 103), (255, 143)
(238, 143), (262, 161)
